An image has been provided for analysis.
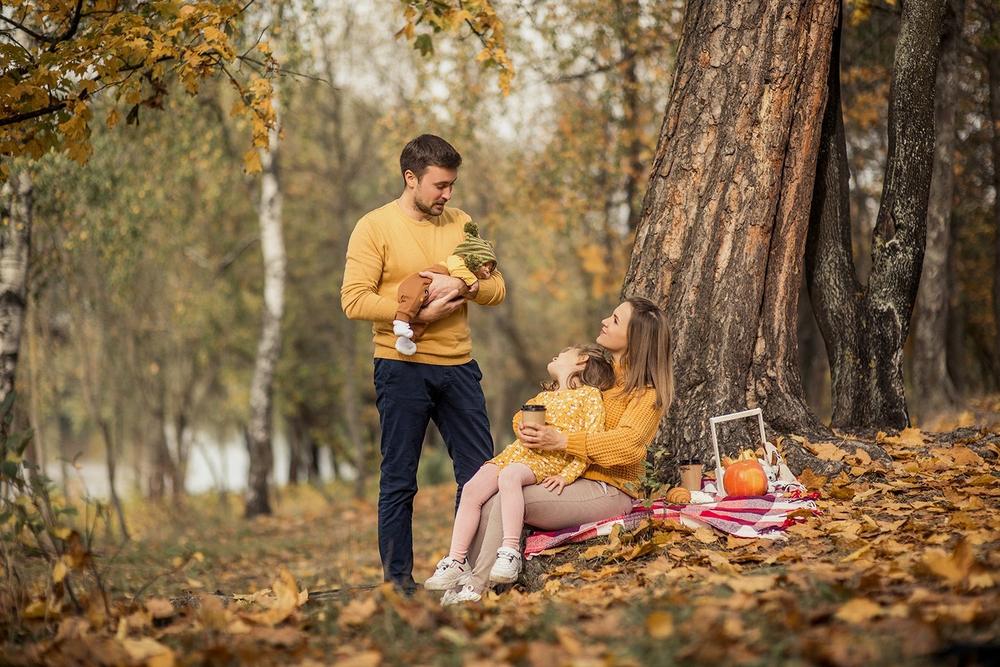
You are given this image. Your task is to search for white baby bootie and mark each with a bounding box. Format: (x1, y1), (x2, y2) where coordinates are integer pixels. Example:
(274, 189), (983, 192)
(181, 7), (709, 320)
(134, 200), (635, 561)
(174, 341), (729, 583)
(393, 320), (414, 338)
(395, 336), (417, 356)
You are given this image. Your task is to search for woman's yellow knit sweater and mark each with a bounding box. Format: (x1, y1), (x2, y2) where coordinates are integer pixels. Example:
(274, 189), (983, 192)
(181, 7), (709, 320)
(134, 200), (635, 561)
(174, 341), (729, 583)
(515, 371), (662, 498)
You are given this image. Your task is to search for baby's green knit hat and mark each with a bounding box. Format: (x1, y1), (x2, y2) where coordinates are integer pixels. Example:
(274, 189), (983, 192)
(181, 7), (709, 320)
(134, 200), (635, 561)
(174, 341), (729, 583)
(453, 222), (497, 273)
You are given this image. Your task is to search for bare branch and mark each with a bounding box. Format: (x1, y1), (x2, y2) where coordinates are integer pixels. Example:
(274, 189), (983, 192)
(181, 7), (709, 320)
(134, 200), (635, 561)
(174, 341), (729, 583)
(0, 0), (84, 46)
(0, 14), (53, 43)
(0, 101), (67, 127)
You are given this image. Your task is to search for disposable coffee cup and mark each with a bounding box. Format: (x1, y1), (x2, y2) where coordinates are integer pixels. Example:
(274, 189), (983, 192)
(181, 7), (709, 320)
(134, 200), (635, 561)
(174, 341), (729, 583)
(521, 405), (546, 427)
(678, 458), (703, 491)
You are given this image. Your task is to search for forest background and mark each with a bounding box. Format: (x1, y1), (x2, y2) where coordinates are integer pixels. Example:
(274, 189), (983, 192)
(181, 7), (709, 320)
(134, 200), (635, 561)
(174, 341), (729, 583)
(2, 0), (1000, 664)
(5, 0), (998, 513)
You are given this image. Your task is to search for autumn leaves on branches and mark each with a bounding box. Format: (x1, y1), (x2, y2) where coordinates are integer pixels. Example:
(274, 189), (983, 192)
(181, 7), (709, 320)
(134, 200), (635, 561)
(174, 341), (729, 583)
(0, 0), (278, 176)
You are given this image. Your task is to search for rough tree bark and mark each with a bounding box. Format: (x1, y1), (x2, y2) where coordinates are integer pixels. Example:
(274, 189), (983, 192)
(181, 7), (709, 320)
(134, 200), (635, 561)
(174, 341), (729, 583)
(806, 0), (945, 430)
(245, 89), (286, 518)
(623, 0), (840, 477)
(0, 171), (31, 408)
(913, 0), (964, 418)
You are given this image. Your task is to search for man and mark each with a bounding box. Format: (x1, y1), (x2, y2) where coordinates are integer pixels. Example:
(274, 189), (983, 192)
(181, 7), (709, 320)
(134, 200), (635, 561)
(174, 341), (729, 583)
(341, 134), (506, 592)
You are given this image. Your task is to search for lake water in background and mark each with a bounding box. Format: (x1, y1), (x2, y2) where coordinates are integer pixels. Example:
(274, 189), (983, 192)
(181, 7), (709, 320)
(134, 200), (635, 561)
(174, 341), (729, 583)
(43, 432), (340, 500)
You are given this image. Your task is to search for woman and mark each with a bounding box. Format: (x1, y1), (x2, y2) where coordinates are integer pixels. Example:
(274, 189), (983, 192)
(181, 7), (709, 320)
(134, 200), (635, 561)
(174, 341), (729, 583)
(440, 296), (673, 604)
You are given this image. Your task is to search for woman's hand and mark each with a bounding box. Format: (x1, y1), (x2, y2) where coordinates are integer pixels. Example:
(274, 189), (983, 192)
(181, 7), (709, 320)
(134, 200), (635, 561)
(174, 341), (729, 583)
(540, 475), (568, 494)
(518, 423), (568, 451)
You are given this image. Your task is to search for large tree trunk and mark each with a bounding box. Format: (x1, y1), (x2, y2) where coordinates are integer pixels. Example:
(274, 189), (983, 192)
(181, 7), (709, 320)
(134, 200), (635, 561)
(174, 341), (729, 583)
(912, 0), (964, 420)
(245, 93), (286, 518)
(623, 0), (838, 477)
(0, 171), (31, 408)
(985, 3), (1000, 381)
(807, 0), (945, 430)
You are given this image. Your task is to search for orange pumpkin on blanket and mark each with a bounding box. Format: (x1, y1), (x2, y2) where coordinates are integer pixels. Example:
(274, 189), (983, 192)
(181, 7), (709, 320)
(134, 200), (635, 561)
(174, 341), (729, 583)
(723, 459), (768, 496)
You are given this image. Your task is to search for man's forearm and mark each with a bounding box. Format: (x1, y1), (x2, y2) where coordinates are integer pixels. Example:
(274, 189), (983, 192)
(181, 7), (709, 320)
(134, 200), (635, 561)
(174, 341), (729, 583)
(472, 270), (506, 305)
(341, 287), (397, 322)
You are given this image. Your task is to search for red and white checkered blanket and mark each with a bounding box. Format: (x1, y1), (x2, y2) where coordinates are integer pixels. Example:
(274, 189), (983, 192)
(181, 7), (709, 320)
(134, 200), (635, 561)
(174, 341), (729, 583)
(524, 483), (819, 559)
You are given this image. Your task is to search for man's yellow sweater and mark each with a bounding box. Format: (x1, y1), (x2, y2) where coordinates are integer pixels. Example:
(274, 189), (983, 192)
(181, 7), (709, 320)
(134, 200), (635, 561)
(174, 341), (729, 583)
(341, 201), (506, 364)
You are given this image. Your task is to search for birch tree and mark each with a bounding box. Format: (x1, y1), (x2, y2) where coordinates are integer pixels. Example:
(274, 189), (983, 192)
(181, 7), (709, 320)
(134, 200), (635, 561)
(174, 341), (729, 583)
(245, 79), (285, 518)
(0, 172), (31, 407)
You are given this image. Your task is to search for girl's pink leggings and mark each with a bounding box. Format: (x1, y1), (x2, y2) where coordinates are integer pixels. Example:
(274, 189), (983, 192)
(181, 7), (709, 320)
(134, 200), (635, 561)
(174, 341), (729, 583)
(449, 463), (535, 559)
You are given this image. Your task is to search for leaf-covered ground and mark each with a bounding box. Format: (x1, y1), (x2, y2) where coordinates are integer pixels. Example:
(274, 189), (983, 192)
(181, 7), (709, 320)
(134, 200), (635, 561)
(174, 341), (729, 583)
(4, 415), (999, 666)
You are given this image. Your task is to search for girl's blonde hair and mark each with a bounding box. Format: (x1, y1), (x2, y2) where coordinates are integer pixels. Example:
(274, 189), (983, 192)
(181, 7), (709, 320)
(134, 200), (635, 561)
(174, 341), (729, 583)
(542, 344), (616, 392)
(619, 296), (674, 411)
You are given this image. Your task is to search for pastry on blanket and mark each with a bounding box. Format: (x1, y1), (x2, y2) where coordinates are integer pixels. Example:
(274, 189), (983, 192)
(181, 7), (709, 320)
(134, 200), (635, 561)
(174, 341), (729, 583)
(665, 487), (691, 504)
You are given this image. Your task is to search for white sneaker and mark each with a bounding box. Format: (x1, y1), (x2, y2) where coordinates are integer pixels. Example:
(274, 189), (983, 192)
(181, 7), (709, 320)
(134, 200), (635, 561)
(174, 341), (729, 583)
(423, 556), (470, 590)
(489, 547), (522, 584)
(392, 320), (414, 337)
(395, 336), (417, 356)
(441, 583), (482, 606)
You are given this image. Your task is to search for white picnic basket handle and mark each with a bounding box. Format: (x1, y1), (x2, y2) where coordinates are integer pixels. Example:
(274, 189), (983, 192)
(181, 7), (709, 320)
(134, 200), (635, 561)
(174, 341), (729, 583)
(709, 407), (767, 496)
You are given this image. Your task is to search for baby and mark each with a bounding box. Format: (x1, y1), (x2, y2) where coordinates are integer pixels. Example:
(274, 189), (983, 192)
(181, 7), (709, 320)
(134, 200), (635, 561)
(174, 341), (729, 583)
(392, 222), (497, 355)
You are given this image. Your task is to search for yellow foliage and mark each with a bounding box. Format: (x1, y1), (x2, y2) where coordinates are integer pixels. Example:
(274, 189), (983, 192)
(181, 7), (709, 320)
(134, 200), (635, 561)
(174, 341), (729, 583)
(0, 0), (277, 178)
(396, 0), (515, 96)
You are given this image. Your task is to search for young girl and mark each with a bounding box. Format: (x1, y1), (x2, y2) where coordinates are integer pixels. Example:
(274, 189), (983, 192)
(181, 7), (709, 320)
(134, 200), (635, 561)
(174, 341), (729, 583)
(424, 344), (615, 592)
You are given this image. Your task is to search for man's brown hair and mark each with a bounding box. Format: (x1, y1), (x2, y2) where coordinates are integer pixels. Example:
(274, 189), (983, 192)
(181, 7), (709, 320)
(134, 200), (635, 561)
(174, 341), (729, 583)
(400, 134), (462, 181)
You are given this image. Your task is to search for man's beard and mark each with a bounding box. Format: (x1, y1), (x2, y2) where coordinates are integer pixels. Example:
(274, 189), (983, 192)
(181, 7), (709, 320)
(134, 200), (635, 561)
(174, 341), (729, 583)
(415, 196), (444, 216)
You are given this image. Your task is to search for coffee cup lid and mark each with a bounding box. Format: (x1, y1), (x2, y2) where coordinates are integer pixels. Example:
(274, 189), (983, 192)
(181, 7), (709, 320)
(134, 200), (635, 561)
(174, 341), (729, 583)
(522, 405), (545, 411)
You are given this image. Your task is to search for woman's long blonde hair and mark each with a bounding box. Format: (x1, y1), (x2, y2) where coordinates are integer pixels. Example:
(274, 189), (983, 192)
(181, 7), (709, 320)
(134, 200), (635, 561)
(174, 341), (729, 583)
(619, 296), (673, 411)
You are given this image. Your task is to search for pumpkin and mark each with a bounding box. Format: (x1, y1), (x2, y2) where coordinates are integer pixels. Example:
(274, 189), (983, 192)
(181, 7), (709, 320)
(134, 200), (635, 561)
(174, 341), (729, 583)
(723, 459), (768, 496)
(665, 487), (691, 505)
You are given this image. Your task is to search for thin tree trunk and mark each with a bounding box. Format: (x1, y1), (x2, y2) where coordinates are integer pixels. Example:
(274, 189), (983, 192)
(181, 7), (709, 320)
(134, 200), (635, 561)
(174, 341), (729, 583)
(807, 0), (945, 430)
(287, 412), (302, 485)
(912, 0), (964, 419)
(624, 0), (839, 477)
(797, 276), (830, 420)
(245, 88), (285, 518)
(73, 301), (131, 538)
(150, 384), (177, 500)
(343, 326), (366, 500)
(26, 298), (46, 470)
(985, 3), (1000, 381)
(0, 171), (31, 408)
(98, 419), (129, 539)
(171, 410), (190, 500)
(308, 438), (321, 482)
(615, 0), (644, 235)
